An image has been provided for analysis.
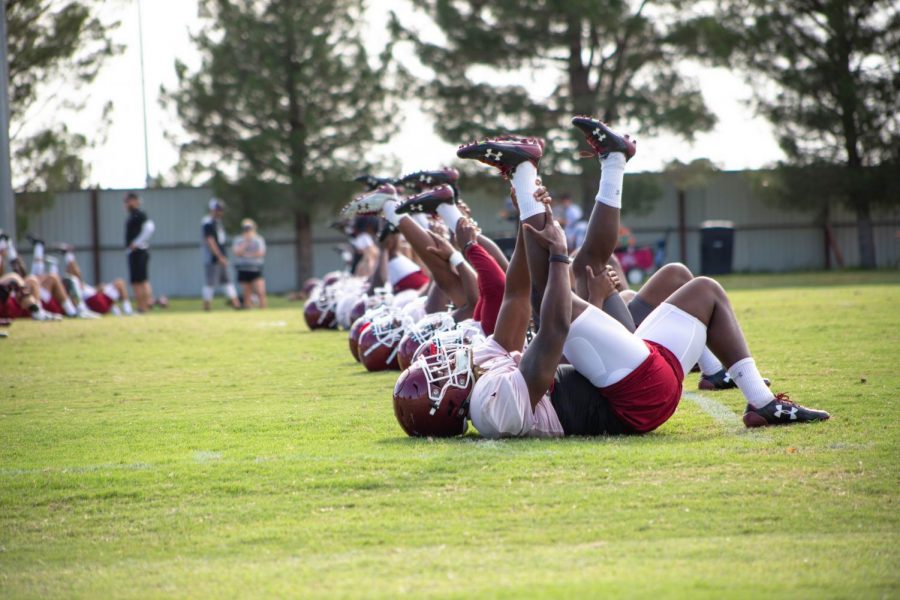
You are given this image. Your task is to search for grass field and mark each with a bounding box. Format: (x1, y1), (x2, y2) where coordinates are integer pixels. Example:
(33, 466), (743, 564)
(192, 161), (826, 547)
(1, 272), (898, 598)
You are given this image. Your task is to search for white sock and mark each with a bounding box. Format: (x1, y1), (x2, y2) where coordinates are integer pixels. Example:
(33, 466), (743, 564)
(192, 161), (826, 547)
(596, 152), (626, 208)
(383, 199), (401, 226)
(63, 298), (78, 317)
(224, 283), (237, 300)
(729, 357), (775, 409)
(31, 243), (45, 275)
(65, 251), (76, 265)
(6, 241), (17, 261)
(412, 214), (430, 229)
(122, 300), (133, 315)
(111, 305), (122, 316)
(698, 347), (724, 376)
(512, 161), (542, 220)
(202, 285), (213, 302)
(47, 258), (59, 277)
(436, 203), (463, 232)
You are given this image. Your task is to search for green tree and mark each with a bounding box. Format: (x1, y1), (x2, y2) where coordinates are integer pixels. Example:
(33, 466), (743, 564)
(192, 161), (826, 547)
(163, 0), (397, 285)
(391, 0), (716, 210)
(6, 0), (119, 193)
(681, 0), (900, 268)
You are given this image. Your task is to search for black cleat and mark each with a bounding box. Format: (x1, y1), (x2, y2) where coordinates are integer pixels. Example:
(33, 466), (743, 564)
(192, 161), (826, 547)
(456, 136), (543, 178)
(396, 185), (457, 215)
(353, 174), (395, 191)
(396, 168), (460, 192)
(571, 116), (636, 161)
(699, 368), (770, 391)
(25, 233), (45, 247)
(742, 394), (830, 428)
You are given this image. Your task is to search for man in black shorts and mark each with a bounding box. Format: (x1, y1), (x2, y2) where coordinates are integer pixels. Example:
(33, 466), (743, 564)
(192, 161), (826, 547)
(124, 192), (155, 312)
(202, 198), (240, 311)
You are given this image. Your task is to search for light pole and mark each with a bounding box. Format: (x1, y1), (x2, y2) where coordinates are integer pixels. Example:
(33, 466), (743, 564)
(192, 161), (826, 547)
(137, 0), (151, 188)
(0, 0), (16, 239)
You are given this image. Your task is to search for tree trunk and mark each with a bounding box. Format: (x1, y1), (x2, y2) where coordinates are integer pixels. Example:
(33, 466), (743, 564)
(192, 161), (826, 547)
(565, 15), (598, 214)
(294, 211), (313, 288)
(854, 200), (876, 268)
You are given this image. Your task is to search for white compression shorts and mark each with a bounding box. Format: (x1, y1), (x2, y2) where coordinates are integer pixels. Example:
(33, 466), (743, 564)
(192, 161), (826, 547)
(635, 302), (707, 376)
(563, 305), (650, 388)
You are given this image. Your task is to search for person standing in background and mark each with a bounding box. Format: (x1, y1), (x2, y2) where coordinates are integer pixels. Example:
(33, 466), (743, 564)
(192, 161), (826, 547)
(124, 192), (156, 312)
(233, 218), (267, 308)
(555, 192), (585, 253)
(202, 199), (240, 311)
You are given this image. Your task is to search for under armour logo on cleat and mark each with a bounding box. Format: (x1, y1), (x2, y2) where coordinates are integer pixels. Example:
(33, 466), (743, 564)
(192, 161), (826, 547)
(773, 404), (798, 420)
(485, 149), (503, 161)
(593, 128), (607, 142)
(420, 175), (433, 184)
(412, 204), (423, 211)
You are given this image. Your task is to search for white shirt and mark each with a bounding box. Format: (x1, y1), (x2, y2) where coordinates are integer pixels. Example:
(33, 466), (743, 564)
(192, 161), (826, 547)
(468, 337), (564, 438)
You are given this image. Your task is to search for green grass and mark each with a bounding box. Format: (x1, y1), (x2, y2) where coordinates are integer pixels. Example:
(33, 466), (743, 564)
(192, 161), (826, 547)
(1, 272), (898, 598)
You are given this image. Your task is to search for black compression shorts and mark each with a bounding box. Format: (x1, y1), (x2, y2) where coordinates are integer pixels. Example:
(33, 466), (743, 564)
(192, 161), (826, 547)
(550, 365), (631, 436)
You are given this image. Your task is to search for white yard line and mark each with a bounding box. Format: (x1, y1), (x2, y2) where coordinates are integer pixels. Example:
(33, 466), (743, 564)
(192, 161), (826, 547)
(683, 391), (744, 432)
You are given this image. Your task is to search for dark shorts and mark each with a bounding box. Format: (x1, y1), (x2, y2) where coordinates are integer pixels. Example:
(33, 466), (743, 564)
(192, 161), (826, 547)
(550, 365), (631, 436)
(128, 249), (150, 284)
(237, 268), (263, 283)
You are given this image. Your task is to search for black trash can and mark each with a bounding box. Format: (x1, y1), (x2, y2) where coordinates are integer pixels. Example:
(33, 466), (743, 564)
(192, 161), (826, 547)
(700, 220), (734, 275)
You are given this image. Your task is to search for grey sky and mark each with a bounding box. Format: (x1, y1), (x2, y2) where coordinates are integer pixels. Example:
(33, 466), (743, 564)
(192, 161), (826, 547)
(73, 0), (784, 189)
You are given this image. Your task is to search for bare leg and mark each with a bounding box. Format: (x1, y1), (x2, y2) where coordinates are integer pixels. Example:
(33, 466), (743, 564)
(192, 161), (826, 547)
(253, 278), (267, 308)
(660, 277), (750, 368)
(241, 282), (254, 308)
(572, 203), (619, 300)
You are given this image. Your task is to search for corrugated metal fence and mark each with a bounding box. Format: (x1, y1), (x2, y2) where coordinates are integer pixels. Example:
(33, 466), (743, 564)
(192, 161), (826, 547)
(13, 173), (899, 296)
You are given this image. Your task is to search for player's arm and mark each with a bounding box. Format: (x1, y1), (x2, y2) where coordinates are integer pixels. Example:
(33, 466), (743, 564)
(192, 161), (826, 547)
(517, 206), (572, 408)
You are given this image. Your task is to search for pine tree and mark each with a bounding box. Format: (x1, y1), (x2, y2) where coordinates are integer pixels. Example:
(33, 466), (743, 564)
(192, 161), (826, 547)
(681, 0), (900, 267)
(391, 0), (716, 210)
(164, 0), (397, 286)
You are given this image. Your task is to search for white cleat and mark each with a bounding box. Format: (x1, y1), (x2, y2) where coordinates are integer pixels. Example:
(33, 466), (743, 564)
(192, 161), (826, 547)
(340, 183), (398, 217)
(77, 308), (102, 319)
(32, 309), (62, 322)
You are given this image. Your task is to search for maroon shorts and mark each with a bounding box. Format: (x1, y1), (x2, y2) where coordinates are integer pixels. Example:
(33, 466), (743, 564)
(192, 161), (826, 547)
(599, 341), (684, 433)
(0, 297), (30, 319)
(42, 298), (64, 315)
(86, 293), (113, 314)
(394, 270), (430, 293)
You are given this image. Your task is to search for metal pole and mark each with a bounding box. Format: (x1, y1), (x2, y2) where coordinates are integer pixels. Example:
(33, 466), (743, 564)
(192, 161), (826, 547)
(0, 0), (17, 240)
(136, 0), (151, 187)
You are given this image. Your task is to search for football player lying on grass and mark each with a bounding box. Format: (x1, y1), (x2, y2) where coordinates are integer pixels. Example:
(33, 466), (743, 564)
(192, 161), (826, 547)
(462, 121), (829, 434)
(0, 273), (62, 321)
(61, 247), (135, 316)
(394, 119), (829, 438)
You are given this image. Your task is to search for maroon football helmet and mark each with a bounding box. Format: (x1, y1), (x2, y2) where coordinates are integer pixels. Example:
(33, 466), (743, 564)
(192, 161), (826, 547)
(358, 312), (408, 371)
(303, 297), (335, 330)
(392, 344), (473, 437)
(348, 316), (371, 362)
(396, 312), (456, 371)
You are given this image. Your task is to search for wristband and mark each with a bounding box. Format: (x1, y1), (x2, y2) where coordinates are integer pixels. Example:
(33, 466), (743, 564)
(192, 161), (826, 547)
(549, 254), (571, 264)
(449, 251), (465, 268)
(462, 240), (478, 253)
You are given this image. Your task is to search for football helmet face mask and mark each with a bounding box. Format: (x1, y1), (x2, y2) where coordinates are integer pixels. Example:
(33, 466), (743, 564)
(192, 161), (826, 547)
(397, 312), (457, 371)
(358, 311), (409, 371)
(392, 343), (473, 437)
